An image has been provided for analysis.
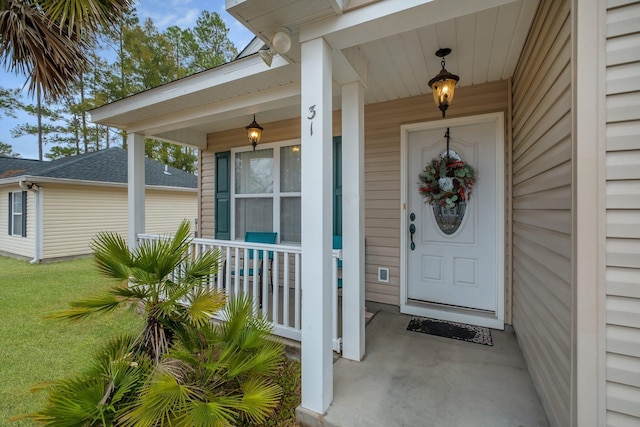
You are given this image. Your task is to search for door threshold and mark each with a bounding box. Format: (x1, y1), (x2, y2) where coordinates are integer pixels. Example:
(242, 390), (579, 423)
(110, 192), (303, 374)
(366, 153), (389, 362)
(402, 300), (504, 330)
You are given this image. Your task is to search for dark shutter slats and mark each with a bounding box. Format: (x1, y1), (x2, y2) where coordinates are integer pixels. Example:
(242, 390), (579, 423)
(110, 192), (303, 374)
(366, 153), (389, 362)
(215, 151), (231, 240)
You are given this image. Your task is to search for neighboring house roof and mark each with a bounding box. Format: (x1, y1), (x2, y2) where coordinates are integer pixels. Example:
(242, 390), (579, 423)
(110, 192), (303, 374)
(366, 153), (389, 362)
(0, 147), (197, 189)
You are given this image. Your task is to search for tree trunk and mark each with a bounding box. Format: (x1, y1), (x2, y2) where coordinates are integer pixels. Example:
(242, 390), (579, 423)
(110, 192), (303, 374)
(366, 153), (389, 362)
(74, 112), (80, 154)
(80, 72), (88, 153)
(37, 88), (43, 161)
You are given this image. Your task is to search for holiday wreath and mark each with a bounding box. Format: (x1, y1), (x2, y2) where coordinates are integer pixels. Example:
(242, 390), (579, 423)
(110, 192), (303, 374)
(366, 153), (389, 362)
(418, 151), (476, 209)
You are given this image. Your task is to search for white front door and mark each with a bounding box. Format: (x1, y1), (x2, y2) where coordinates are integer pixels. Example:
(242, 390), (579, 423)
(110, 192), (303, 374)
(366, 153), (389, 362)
(402, 114), (504, 327)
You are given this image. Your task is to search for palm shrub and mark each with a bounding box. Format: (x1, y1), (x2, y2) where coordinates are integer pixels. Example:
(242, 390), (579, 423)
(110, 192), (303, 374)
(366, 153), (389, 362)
(52, 219), (226, 363)
(121, 295), (285, 427)
(25, 220), (286, 426)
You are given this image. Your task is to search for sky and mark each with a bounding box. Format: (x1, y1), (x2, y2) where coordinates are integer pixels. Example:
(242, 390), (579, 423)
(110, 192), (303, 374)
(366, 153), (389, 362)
(0, 0), (254, 160)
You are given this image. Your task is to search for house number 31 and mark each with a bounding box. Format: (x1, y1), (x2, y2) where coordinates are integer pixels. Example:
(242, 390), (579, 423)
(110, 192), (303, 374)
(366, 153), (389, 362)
(307, 105), (316, 136)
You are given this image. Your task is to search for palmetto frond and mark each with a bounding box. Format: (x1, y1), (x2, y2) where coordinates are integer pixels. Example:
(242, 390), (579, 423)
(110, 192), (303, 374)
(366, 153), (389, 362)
(185, 400), (239, 427)
(25, 376), (113, 426)
(37, 0), (133, 36)
(179, 248), (222, 284)
(48, 284), (153, 321)
(239, 377), (283, 424)
(48, 293), (123, 320)
(119, 368), (206, 427)
(185, 287), (227, 329)
(91, 230), (133, 281)
(0, 1), (86, 101)
(0, 0), (133, 101)
(219, 293), (273, 345)
(130, 220), (192, 283)
(24, 335), (150, 426)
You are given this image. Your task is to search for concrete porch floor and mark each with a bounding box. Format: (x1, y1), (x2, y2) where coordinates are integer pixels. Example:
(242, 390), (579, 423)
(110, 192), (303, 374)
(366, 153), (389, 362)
(297, 307), (549, 427)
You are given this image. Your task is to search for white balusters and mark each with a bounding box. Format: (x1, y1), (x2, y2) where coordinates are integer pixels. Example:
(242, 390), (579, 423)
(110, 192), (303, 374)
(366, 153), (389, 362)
(135, 234), (340, 351)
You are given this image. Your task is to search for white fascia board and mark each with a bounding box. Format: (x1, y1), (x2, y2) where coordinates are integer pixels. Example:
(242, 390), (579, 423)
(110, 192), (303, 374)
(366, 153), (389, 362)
(0, 175), (31, 186)
(300, 0), (521, 49)
(129, 82), (301, 135)
(90, 55), (289, 125)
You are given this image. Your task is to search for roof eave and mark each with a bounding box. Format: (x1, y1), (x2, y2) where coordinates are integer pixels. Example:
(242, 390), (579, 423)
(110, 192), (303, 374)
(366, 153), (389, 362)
(90, 53), (288, 127)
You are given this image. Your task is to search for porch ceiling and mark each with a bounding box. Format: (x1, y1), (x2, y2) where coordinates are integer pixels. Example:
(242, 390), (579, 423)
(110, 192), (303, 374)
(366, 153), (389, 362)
(90, 0), (539, 146)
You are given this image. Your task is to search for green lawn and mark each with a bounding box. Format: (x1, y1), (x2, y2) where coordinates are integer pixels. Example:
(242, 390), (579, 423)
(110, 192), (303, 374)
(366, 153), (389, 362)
(0, 257), (143, 426)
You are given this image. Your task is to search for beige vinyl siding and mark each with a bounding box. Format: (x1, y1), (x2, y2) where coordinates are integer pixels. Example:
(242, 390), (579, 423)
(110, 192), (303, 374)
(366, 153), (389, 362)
(200, 152), (215, 238)
(0, 186), (35, 258)
(145, 189), (197, 234)
(43, 185), (128, 258)
(605, 0), (640, 423)
(511, 1), (572, 426)
(42, 184), (196, 259)
(201, 81), (508, 306)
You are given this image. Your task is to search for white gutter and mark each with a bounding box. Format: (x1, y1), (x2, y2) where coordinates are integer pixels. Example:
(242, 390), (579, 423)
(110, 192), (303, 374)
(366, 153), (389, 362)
(19, 179), (43, 264)
(2, 175), (197, 192)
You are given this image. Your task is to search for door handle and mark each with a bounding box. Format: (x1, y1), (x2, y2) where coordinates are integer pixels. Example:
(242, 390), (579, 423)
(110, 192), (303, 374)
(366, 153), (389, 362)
(409, 223), (416, 251)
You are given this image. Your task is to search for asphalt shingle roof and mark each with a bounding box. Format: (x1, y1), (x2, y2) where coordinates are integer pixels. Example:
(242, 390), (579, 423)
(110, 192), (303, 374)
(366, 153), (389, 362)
(0, 148), (197, 189)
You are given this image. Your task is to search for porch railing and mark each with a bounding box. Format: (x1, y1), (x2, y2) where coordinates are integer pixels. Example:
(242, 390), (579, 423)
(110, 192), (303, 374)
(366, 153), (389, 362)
(137, 234), (342, 353)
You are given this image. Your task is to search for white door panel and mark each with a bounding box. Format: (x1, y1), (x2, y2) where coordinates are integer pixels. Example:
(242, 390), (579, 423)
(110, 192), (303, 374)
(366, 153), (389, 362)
(407, 121), (497, 311)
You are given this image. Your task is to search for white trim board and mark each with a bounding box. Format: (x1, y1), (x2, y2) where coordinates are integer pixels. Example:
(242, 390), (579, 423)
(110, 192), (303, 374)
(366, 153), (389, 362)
(399, 112), (505, 330)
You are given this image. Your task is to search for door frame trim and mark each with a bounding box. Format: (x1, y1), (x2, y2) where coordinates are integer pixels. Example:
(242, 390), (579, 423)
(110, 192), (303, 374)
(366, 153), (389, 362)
(399, 112), (505, 329)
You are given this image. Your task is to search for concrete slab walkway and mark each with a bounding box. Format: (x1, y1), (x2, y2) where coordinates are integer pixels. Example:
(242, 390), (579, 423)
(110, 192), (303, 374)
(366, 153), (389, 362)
(298, 309), (548, 427)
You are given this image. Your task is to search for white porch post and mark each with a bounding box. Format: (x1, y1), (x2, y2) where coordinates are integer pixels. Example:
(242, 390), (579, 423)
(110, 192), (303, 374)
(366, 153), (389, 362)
(300, 37), (333, 414)
(128, 132), (145, 249)
(341, 81), (365, 360)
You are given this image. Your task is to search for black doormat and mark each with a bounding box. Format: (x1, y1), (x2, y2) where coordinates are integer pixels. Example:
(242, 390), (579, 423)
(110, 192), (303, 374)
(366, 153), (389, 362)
(407, 317), (493, 346)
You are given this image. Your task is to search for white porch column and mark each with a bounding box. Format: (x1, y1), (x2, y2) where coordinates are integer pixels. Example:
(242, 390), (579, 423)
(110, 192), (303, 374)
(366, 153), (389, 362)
(300, 37), (333, 414)
(128, 132), (145, 249)
(341, 81), (365, 361)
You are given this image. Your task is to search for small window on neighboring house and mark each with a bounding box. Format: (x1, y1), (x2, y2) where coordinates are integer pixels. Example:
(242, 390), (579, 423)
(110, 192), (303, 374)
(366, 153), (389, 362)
(8, 191), (27, 237)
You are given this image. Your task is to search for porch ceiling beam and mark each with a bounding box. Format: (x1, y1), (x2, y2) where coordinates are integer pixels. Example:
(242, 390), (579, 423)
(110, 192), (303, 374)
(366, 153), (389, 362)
(300, 0), (522, 50)
(152, 129), (207, 149)
(90, 55), (290, 125)
(332, 46), (368, 87)
(328, 0), (343, 14)
(127, 82), (301, 136)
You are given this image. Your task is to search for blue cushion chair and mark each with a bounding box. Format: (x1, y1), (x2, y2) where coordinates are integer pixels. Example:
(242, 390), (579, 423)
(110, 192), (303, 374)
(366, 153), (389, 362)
(333, 235), (343, 289)
(234, 231), (277, 305)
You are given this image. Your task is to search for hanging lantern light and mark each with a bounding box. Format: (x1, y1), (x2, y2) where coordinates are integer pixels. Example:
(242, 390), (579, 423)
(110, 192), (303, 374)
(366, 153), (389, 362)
(245, 115), (263, 150)
(428, 48), (459, 118)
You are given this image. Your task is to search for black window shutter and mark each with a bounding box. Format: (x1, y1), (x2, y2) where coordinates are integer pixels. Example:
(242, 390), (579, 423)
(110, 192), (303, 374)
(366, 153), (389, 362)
(215, 151), (231, 240)
(7, 193), (11, 235)
(21, 191), (27, 237)
(333, 137), (342, 237)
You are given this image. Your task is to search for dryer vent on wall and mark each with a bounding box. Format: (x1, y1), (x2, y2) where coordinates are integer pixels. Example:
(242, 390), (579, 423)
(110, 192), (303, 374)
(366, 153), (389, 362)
(378, 267), (389, 283)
